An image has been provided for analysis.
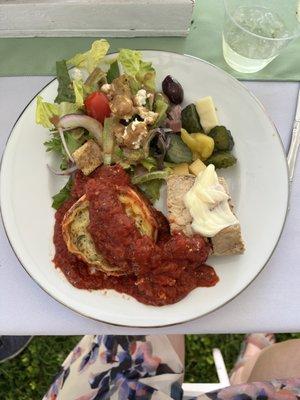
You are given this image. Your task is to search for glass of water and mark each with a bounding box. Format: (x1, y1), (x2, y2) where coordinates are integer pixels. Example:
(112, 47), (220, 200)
(222, 0), (300, 73)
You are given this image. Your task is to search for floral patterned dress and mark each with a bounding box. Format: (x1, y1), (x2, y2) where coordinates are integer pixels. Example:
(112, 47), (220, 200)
(43, 335), (300, 400)
(43, 335), (184, 400)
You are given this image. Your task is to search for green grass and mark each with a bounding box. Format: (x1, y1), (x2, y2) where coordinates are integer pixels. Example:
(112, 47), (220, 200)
(0, 336), (81, 400)
(1, 334), (300, 399)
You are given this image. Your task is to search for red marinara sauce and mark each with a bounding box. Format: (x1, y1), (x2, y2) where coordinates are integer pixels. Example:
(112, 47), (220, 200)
(53, 165), (219, 306)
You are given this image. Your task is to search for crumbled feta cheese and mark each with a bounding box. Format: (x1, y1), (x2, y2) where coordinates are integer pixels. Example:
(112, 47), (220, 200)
(134, 89), (147, 106)
(137, 107), (158, 125)
(123, 126), (129, 139)
(145, 111), (158, 124)
(131, 118), (141, 132)
(101, 83), (112, 94)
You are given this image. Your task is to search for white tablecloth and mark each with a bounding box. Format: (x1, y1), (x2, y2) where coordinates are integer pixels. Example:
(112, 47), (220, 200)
(0, 77), (299, 334)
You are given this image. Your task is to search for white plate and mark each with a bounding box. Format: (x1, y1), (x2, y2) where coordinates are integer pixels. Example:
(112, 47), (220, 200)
(0, 51), (289, 327)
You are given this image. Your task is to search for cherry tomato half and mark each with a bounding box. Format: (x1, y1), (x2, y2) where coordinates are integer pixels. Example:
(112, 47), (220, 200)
(84, 91), (111, 124)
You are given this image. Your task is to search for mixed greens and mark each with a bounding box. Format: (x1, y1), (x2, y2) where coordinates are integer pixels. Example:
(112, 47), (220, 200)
(35, 39), (238, 209)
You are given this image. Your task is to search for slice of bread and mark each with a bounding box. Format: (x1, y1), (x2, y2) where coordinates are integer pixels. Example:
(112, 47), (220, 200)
(166, 174), (245, 256)
(167, 174), (194, 237)
(211, 177), (245, 256)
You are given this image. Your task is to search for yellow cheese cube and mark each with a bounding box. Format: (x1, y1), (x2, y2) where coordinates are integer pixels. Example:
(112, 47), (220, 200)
(189, 158), (206, 176)
(172, 163), (190, 176)
(196, 96), (219, 133)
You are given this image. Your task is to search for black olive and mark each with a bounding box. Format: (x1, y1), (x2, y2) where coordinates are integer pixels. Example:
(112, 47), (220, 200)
(162, 75), (184, 104)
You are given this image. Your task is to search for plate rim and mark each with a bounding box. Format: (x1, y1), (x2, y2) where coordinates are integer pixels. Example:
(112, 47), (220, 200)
(0, 50), (290, 327)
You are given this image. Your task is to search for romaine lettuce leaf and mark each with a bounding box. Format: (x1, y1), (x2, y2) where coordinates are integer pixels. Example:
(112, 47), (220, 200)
(132, 170), (169, 184)
(140, 157), (157, 172)
(118, 49), (156, 91)
(136, 60), (156, 92)
(138, 179), (163, 204)
(85, 68), (106, 89)
(55, 60), (76, 104)
(102, 117), (115, 165)
(65, 132), (85, 155)
(107, 59), (120, 83)
(118, 49), (141, 76)
(36, 96), (59, 128)
(52, 178), (73, 210)
(72, 79), (93, 108)
(36, 97), (79, 128)
(153, 96), (169, 127)
(67, 39), (110, 73)
(72, 80), (85, 107)
(58, 102), (79, 116)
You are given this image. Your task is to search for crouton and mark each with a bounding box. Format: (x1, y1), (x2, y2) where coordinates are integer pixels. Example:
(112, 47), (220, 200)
(72, 139), (102, 176)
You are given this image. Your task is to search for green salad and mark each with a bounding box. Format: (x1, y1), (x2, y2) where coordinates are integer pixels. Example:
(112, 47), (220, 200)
(36, 39), (237, 210)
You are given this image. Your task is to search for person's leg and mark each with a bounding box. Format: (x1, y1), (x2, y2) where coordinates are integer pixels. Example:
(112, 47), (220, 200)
(247, 339), (300, 381)
(167, 335), (185, 366)
(230, 334), (275, 384)
(231, 336), (300, 384)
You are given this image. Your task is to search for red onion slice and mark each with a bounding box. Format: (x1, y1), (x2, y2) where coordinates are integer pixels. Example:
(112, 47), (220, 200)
(58, 114), (103, 146)
(58, 126), (75, 162)
(47, 164), (78, 175)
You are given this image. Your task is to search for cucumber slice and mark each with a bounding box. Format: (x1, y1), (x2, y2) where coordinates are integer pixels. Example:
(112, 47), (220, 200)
(181, 104), (203, 133)
(204, 151), (237, 169)
(132, 170), (169, 184)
